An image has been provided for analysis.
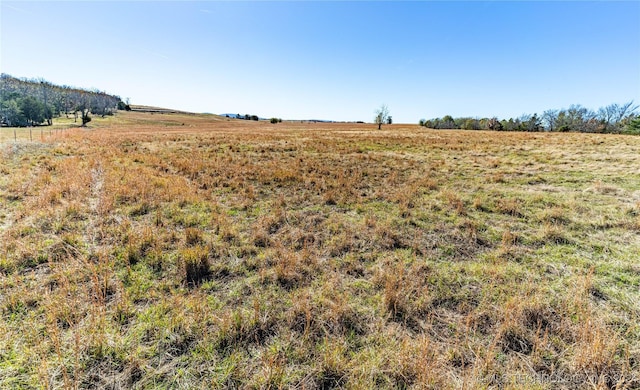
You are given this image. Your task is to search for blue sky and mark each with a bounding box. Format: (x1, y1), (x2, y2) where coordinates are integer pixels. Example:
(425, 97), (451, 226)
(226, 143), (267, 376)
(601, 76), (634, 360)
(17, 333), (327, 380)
(2, 1), (639, 123)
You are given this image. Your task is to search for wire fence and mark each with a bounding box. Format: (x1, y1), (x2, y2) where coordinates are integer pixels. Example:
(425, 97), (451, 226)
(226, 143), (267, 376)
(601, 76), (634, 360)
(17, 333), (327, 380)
(0, 127), (74, 143)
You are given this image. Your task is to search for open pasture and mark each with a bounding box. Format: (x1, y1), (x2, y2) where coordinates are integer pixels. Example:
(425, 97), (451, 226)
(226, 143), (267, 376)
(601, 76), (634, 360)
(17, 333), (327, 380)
(1, 111), (639, 388)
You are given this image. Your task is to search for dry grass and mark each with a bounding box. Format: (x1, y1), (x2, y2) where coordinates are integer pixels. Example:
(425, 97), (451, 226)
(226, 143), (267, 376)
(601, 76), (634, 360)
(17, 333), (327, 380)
(1, 111), (640, 388)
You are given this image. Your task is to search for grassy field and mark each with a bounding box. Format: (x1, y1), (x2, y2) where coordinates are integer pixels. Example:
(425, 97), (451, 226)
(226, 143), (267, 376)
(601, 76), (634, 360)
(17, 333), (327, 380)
(1, 111), (639, 389)
(0, 115), (117, 143)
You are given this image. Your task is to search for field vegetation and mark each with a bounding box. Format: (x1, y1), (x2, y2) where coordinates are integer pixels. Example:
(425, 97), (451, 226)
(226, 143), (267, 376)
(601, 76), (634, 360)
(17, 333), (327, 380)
(1, 111), (639, 389)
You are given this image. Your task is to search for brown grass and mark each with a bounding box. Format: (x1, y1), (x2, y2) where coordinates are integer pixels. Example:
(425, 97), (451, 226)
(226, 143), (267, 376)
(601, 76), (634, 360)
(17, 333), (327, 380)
(1, 111), (639, 388)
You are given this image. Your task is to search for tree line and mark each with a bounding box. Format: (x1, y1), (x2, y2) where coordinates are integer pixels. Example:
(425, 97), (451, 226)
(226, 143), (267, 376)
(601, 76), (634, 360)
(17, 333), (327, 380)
(0, 74), (127, 127)
(419, 102), (640, 135)
(224, 114), (283, 123)
(224, 113), (261, 121)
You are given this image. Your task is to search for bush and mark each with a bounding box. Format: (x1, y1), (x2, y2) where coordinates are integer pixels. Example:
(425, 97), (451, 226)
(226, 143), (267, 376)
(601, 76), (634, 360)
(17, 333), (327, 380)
(623, 118), (640, 135)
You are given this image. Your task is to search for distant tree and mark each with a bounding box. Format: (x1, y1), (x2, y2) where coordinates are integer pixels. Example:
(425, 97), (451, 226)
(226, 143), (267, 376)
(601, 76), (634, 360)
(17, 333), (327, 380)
(487, 117), (502, 131)
(374, 104), (390, 130)
(244, 114), (251, 120)
(39, 80), (53, 125)
(43, 104), (54, 125)
(0, 74), (122, 127)
(541, 109), (559, 132)
(418, 119), (426, 126)
(565, 105), (598, 133)
(75, 93), (92, 126)
(251, 115), (259, 121)
(597, 101), (638, 133)
(625, 117), (640, 135)
(555, 106), (594, 132)
(387, 116), (392, 125)
(91, 93), (112, 117)
(270, 117), (280, 124)
(598, 105), (616, 133)
(440, 115), (456, 129)
(461, 118), (481, 130)
(19, 96), (46, 126)
(521, 113), (541, 132)
(503, 118), (518, 131)
(61, 91), (76, 118)
(0, 98), (26, 127)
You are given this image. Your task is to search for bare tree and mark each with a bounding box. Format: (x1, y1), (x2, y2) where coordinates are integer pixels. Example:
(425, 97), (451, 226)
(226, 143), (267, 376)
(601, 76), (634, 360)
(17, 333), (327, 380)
(91, 92), (118, 117)
(541, 109), (558, 132)
(0, 74), (123, 128)
(375, 104), (390, 130)
(556, 105), (598, 133)
(598, 101), (638, 133)
(74, 92), (92, 126)
(613, 101), (637, 122)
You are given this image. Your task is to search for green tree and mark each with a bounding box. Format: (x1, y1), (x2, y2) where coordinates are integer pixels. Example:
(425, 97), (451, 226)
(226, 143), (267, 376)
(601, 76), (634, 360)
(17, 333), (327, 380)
(523, 113), (541, 132)
(19, 96), (45, 126)
(440, 115), (456, 129)
(0, 98), (26, 127)
(117, 101), (131, 111)
(625, 117), (640, 135)
(462, 118), (480, 130)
